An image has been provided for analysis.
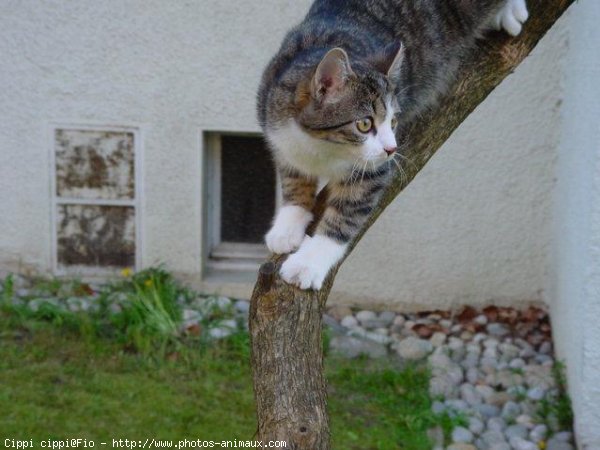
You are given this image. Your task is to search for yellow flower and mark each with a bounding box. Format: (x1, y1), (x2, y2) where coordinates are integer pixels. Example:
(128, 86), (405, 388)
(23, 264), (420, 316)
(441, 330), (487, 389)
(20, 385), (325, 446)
(120, 267), (133, 277)
(538, 441), (547, 449)
(144, 279), (153, 288)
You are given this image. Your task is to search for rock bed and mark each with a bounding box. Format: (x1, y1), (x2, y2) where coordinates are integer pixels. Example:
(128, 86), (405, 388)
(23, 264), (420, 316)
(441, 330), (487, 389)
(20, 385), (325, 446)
(325, 304), (574, 450)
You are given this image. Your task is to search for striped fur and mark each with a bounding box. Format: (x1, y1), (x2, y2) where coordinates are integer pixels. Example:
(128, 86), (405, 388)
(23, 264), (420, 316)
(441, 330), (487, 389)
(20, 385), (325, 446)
(258, 0), (528, 289)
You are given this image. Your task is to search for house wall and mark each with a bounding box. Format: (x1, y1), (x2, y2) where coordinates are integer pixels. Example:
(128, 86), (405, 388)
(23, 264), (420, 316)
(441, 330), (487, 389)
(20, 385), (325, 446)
(0, 0), (566, 310)
(549, 1), (600, 447)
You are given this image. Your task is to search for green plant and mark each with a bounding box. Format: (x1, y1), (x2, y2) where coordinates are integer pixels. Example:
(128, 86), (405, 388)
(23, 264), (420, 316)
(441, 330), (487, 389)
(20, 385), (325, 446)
(1, 273), (14, 305)
(110, 268), (183, 356)
(536, 361), (574, 431)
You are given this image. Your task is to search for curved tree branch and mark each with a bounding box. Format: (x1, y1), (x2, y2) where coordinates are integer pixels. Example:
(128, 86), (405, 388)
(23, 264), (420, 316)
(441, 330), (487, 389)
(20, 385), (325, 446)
(249, 1), (575, 448)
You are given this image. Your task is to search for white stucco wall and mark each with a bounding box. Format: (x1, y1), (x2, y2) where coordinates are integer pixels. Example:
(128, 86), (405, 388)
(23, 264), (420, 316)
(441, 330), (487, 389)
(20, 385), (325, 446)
(549, 1), (600, 447)
(0, 1), (566, 310)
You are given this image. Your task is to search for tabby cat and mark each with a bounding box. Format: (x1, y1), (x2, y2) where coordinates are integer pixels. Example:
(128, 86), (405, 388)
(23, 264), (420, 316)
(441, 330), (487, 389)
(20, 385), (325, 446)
(257, 0), (528, 290)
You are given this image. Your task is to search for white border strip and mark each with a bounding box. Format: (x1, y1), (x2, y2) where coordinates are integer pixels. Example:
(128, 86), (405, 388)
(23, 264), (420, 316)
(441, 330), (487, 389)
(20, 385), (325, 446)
(48, 121), (143, 275)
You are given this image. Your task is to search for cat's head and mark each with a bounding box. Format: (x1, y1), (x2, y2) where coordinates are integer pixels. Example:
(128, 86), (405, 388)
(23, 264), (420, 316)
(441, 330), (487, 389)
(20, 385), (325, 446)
(292, 44), (404, 170)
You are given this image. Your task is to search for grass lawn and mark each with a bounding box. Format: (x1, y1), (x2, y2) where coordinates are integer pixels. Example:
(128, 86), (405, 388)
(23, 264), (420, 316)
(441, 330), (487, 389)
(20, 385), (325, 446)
(0, 317), (453, 450)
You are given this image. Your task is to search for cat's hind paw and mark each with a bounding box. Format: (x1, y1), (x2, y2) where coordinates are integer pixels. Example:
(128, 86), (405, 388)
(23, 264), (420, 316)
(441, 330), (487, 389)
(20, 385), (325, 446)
(265, 205), (313, 254)
(494, 0), (528, 36)
(280, 235), (347, 290)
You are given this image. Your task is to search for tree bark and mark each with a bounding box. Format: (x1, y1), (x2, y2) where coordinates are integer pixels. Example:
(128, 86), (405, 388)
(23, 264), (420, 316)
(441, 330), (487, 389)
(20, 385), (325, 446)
(249, 1), (575, 448)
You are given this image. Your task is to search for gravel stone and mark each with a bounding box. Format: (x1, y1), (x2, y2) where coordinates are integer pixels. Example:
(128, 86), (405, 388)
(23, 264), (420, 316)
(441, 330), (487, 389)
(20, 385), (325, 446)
(234, 300), (250, 313)
(527, 386), (546, 401)
(466, 367), (480, 384)
(430, 375), (458, 397)
(516, 414), (534, 427)
(468, 417), (484, 435)
(487, 417), (506, 433)
(463, 352), (480, 369)
(452, 427), (474, 444)
(501, 401), (521, 420)
(539, 341), (552, 354)
(323, 314), (346, 334)
(477, 404), (501, 419)
(460, 330), (474, 340)
(505, 424), (528, 440)
(430, 331), (447, 347)
(509, 437), (538, 450)
(481, 430), (507, 447)
(356, 310), (376, 323)
(449, 337), (464, 350)
(446, 399), (469, 412)
(483, 347), (498, 359)
(474, 314), (488, 325)
(484, 338), (500, 348)
(509, 358), (526, 369)
(394, 336), (432, 360)
(432, 400), (446, 415)
(209, 327), (232, 339)
(377, 311), (396, 326)
(480, 356), (498, 372)
(340, 315), (359, 328)
(489, 444), (511, 450)
(327, 305), (353, 320)
(546, 439), (574, 450)
(216, 296), (232, 310)
(460, 383), (482, 406)
(475, 384), (495, 402)
(487, 323), (509, 337)
(439, 319), (452, 329)
(552, 431), (573, 442)
(183, 308), (202, 325)
(529, 424), (548, 442)
(487, 391), (511, 407)
(393, 315), (405, 327)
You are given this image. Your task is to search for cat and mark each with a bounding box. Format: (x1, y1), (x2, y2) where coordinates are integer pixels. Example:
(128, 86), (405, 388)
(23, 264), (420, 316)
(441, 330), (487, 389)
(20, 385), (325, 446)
(257, 0), (528, 290)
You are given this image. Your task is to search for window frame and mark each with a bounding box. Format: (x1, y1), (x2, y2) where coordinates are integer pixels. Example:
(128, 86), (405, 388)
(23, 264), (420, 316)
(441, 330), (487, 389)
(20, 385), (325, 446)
(202, 131), (280, 274)
(48, 122), (143, 276)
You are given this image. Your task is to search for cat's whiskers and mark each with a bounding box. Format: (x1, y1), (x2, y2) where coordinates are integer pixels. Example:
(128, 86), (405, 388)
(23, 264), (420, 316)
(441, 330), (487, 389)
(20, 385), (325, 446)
(391, 154), (408, 185)
(348, 158), (362, 196)
(359, 159), (369, 185)
(394, 151), (418, 171)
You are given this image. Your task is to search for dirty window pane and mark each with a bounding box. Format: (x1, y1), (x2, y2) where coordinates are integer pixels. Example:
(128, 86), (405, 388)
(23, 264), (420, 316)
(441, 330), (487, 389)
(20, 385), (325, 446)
(56, 205), (135, 268)
(220, 136), (276, 244)
(55, 129), (135, 200)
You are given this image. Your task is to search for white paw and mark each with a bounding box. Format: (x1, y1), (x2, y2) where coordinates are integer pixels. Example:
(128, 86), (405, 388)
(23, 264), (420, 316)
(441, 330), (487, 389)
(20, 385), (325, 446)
(265, 205), (313, 254)
(280, 235), (347, 290)
(494, 0), (528, 36)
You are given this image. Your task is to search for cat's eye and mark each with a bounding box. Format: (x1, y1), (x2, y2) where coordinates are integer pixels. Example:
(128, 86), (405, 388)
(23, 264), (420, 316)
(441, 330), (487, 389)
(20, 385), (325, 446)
(356, 117), (373, 133)
(391, 116), (398, 129)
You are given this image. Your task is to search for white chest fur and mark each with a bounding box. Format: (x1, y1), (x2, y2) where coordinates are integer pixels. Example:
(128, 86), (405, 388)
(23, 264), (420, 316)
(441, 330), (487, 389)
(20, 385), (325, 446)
(266, 120), (355, 180)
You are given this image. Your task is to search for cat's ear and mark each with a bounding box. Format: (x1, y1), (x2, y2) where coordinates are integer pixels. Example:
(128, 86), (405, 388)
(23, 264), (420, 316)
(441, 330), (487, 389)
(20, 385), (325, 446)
(311, 48), (354, 102)
(371, 41), (405, 81)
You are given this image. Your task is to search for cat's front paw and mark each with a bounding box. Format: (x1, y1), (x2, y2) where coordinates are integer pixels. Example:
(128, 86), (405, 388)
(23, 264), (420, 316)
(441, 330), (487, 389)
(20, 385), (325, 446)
(494, 0), (528, 36)
(265, 205), (313, 254)
(280, 235), (347, 290)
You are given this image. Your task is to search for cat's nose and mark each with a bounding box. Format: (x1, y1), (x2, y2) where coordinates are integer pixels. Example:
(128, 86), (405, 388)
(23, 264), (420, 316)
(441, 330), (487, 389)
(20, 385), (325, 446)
(384, 147), (397, 156)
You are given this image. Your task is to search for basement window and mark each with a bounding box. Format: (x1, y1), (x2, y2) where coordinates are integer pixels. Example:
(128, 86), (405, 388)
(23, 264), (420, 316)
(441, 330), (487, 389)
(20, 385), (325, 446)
(204, 133), (277, 273)
(50, 125), (141, 275)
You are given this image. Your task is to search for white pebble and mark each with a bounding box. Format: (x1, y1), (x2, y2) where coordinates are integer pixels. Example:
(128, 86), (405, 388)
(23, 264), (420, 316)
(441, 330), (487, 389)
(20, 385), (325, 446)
(356, 310), (376, 322)
(452, 427), (474, 443)
(341, 315), (359, 328)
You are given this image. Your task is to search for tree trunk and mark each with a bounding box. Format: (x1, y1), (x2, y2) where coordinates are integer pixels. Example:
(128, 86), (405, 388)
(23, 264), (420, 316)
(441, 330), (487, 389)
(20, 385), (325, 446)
(249, 1), (575, 448)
